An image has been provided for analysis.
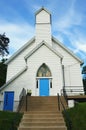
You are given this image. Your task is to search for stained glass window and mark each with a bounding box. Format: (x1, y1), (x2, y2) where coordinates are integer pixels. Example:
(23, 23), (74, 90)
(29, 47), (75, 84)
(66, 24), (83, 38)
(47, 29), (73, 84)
(37, 63), (51, 77)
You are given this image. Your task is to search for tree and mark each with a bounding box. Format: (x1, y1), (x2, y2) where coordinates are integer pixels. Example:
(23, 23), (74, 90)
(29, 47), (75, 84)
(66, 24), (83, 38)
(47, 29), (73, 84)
(82, 66), (86, 74)
(82, 65), (86, 94)
(0, 33), (10, 56)
(0, 58), (7, 87)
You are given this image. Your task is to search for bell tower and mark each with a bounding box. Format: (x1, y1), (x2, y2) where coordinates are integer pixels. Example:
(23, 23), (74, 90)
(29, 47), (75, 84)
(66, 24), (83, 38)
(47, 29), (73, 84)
(35, 7), (52, 45)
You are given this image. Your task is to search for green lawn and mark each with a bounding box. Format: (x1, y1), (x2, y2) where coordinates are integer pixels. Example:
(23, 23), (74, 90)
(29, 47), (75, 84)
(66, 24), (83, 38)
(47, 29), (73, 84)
(64, 102), (86, 130)
(0, 111), (23, 130)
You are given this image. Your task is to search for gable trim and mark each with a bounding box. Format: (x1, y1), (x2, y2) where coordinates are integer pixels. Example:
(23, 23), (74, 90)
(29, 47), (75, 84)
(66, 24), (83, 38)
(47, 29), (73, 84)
(52, 36), (83, 64)
(0, 66), (28, 91)
(35, 7), (51, 16)
(24, 40), (63, 60)
(5, 37), (35, 65)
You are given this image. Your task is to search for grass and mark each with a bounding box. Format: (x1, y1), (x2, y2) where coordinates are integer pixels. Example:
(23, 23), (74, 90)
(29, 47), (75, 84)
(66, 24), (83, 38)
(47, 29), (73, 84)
(64, 102), (86, 130)
(0, 111), (23, 130)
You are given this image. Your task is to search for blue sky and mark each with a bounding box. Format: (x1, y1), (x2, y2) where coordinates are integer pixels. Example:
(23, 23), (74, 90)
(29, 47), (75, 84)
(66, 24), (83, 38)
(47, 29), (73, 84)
(0, 0), (86, 65)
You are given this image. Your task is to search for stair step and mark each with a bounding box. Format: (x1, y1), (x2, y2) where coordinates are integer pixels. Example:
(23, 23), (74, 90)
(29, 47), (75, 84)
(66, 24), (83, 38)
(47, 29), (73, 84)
(24, 111), (60, 113)
(18, 96), (67, 130)
(23, 114), (62, 118)
(20, 122), (65, 126)
(22, 118), (64, 122)
(18, 126), (67, 130)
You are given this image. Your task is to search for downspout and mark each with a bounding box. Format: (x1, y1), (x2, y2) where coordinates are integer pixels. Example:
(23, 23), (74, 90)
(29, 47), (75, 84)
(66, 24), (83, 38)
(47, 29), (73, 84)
(61, 59), (65, 95)
(62, 65), (65, 88)
(61, 58), (65, 89)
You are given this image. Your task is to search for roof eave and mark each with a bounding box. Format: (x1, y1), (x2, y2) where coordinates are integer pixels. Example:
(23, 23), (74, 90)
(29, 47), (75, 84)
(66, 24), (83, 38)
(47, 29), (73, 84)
(35, 7), (51, 16)
(5, 37), (35, 65)
(52, 36), (83, 64)
(25, 40), (63, 60)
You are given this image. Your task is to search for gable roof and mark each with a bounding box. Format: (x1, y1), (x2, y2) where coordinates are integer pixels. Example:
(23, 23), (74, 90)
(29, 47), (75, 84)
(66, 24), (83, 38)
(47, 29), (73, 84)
(5, 35), (83, 65)
(35, 7), (51, 15)
(24, 40), (63, 60)
(0, 66), (28, 91)
(5, 37), (35, 65)
(52, 36), (83, 64)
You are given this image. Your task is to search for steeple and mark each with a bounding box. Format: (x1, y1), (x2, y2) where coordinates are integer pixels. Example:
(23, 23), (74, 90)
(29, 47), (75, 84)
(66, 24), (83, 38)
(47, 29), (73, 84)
(35, 7), (52, 45)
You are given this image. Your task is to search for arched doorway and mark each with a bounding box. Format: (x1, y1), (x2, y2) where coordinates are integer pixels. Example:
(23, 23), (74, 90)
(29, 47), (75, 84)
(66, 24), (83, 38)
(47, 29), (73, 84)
(36, 63), (52, 96)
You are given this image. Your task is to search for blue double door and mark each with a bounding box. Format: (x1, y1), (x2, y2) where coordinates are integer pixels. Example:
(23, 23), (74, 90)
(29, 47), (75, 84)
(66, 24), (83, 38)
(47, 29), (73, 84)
(3, 92), (14, 111)
(39, 79), (49, 96)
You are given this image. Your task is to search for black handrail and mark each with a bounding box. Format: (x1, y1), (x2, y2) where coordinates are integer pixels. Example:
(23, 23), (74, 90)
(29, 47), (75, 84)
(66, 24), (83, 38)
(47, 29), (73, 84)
(62, 87), (84, 105)
(12, 88), (26, 130)
(10, 88), (26, 130)
(17, 88), (26, 112)
(63, 87), (68, 104)
(57, 93), (72, 130)
(26, 93), (27, 111)
(62, 86), (84, 94)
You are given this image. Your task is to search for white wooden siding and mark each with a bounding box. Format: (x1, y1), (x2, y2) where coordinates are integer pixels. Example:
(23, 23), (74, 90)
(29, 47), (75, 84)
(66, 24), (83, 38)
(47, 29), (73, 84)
(6, 40), (36, 81)
(35, 9), (51, 45)
(35, 24), (51, 45)
(36, 10), (50, 23)
(26, 45), (63, 96)
(52, 41), (83, 88)
(0, 44), (63, 111)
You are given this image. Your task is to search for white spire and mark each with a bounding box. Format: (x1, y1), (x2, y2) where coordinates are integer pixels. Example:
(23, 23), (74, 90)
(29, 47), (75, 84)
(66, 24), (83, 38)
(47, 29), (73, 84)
(35, 7), (52, 45)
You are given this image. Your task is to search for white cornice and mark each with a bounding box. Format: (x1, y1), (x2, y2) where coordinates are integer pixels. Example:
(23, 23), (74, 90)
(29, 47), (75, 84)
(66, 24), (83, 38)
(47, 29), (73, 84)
(52, 36), (83, 64)
(24, 40), (63, 60)
(5, 37), (35, 65)
(0, 66), (28, 91)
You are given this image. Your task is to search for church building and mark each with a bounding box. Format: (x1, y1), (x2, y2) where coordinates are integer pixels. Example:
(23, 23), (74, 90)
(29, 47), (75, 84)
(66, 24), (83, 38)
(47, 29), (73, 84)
(0, 8), (84, 111)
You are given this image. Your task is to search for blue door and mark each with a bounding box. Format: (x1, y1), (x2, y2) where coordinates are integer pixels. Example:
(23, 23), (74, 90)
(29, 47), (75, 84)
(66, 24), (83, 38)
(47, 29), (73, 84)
(3, 92), (14, 111)
(39, 79), (49, 96)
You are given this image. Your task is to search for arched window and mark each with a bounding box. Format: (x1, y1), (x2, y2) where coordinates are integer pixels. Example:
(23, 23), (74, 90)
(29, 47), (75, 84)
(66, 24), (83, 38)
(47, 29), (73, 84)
(37, 63), (52, 77)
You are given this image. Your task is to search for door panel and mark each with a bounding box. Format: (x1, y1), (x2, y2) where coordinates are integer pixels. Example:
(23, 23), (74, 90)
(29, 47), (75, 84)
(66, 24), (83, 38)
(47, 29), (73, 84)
(3, 92), (14, 111)
(39, 79), (49, 96)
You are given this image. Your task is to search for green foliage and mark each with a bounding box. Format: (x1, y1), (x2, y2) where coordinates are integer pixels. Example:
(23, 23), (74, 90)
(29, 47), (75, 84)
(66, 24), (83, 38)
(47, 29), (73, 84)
(0, 59), (7, 87)
(82, 65), (86, 74)
(0, 111), (23, 130)
(64, 103), (86, 130)
(83, 79), (86, 94)
(82, 65), (86, 94)
(0, 33), (9, 56)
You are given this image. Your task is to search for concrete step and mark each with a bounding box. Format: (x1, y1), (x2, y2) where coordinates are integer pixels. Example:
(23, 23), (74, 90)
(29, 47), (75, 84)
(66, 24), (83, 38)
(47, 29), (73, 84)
(18, 125), (67, 130)
(23, 113), (62, 118)
(18, 96), (67, 130)
(20, 122), (65, 127)
(24, 111), (60, 114)
(27, 108), (58, 111)
(22, 117), (64, 122)
(20, 122), (65, 126)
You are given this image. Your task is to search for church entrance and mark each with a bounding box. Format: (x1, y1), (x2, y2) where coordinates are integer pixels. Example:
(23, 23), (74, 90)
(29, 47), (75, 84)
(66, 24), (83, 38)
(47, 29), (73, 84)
(39, 78), (49, 96)
(37, 63), (52, 96)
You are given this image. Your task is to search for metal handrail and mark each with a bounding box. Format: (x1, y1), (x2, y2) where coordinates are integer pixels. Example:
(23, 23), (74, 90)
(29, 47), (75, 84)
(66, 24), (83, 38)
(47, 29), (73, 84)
(26, 93), (27, 111)
(18, 88), (26, 112)
(12, 88), (26, 130)
(63, 88), (68, 104)
(57, 93), (72, 130)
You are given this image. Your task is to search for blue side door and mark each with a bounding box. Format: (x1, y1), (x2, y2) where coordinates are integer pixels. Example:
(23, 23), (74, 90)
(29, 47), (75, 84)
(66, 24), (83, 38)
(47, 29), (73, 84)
(39, 79), (49, 96)
(3, 92), (14, 111)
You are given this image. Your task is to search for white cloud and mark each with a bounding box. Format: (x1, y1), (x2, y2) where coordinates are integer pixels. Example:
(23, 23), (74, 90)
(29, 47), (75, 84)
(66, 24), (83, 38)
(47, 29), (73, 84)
(52, 0), (86, 61)
(74, 41), (86, 53)
(0, 20), (34, 55)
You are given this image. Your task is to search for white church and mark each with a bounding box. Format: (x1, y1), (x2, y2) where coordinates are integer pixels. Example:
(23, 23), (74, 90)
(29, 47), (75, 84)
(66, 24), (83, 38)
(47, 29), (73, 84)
(0, 8), (84, 111)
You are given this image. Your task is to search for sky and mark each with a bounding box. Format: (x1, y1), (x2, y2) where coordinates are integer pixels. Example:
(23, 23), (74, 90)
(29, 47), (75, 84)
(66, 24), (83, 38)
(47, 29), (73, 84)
(0, 0), (86, 65)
